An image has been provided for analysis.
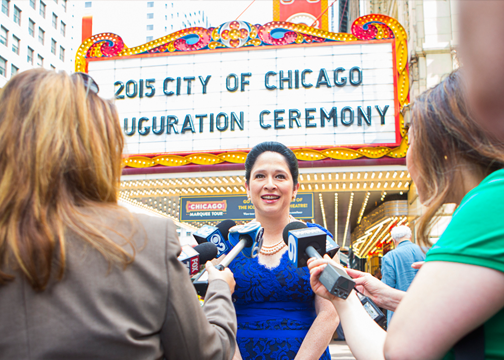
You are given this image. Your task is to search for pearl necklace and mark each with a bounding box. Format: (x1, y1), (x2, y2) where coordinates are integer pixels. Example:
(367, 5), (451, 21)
(259, 240), (286, 256)
(258, 215), (297, 256)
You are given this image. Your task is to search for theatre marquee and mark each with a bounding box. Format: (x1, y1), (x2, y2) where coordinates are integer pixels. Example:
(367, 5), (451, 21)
(76, 14), (409, 171)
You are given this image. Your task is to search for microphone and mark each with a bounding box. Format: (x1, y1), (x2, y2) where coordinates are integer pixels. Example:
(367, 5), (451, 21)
(192, 220), (236, 258)
(193, 222), (264, 296)
(178, 242), (218, 276)
(283, 222), (355, 300)
(216, 221), (264, 268)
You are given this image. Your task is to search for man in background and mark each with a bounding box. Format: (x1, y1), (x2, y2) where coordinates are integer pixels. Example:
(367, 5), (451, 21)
(381, 225), (425, 325)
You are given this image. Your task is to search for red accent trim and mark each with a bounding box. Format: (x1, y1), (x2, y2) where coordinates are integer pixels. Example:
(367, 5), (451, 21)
(121, 157), (406, 176)
(82, 16), (93, 43)
(406, 62), (411, 104)
(391, 39), (401, 145)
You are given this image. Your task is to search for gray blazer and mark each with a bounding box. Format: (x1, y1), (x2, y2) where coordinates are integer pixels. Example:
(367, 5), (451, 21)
(0, 209), (237, 359)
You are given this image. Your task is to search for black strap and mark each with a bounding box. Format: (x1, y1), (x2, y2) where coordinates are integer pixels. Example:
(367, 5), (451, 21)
(454, 325), (485, 360)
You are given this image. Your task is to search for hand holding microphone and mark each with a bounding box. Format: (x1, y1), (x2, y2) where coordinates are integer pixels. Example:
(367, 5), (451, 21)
(205, 261), (236, 294)
(193, 221), (264, 296)
(308, 255), (387, 327)
(283, 222), (355, 299)
(284, 221), (385, 325)
(192, 220), (236, 258)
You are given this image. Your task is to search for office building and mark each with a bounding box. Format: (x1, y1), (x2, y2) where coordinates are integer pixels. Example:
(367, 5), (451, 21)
(0, 0), (73, 87)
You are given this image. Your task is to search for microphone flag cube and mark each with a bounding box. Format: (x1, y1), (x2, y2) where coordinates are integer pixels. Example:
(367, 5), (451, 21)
(228, 222), (264, 259)
(177, 245), (200, 276)
(193, 225), (230, 258)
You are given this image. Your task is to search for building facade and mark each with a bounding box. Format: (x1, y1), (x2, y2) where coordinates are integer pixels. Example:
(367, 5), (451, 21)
(0, 0), (73, 87)
(70, 1), (209, 47)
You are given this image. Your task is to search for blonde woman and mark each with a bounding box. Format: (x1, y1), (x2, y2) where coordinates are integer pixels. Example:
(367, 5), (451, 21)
(0, 69), (237, 359)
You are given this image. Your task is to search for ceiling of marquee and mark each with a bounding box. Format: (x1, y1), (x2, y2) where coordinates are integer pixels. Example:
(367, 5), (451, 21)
(119, 168), (412, 247)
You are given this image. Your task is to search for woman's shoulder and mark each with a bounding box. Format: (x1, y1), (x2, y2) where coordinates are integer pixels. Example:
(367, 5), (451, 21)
(80, 205), (179, 257)
(447, 169), (504, 226)
(426, 170), (504, 270)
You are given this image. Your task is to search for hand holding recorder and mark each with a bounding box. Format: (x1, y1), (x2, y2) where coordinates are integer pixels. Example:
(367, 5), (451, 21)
(283, 222), (355, 299)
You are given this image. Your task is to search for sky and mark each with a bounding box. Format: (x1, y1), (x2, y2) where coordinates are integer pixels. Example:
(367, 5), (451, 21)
(73, 0), (274, 48)
(196, 0), (273, 25)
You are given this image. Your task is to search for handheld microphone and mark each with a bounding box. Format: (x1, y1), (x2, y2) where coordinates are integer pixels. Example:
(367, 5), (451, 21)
(178, 242), (219, 276)
(192, 220), (236, 258)
(193, 222), (264, 296)
(283, 222), (355, 300)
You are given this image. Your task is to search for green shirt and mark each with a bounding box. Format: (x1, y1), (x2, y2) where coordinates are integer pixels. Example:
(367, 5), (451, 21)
(426, 169), (504, 360)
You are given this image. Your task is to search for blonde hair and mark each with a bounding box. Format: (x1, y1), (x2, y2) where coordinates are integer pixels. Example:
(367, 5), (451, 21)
(0, 69), (134, 291)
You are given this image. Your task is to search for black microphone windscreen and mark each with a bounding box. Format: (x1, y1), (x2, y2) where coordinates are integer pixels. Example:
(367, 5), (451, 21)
(282, 221), (308, 244)
(194, 242), (218, 263)
(216, 219), (236, 240)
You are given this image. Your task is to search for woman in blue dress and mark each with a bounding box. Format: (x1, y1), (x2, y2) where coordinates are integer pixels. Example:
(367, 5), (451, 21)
(228, 142), (339, 360)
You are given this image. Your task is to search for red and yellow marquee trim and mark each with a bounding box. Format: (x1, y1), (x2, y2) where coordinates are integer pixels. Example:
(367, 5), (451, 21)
(75, 14), (409, 170)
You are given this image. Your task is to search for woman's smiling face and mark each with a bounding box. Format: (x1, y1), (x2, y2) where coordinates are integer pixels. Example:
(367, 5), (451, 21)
(245, 151), (298, 219)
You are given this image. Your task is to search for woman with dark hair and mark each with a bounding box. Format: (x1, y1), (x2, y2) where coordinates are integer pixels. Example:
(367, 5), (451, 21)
(308, 70), (504, 359)
(0, 69), (237, 359)
(229, 141), (339, 360)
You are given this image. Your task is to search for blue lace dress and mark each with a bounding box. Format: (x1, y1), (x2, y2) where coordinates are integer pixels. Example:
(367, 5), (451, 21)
(228, 250), (331, 360)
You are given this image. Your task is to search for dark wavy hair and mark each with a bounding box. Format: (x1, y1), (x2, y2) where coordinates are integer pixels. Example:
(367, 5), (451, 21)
(245, 142), (299, 188)
(410, 70), (504, 248)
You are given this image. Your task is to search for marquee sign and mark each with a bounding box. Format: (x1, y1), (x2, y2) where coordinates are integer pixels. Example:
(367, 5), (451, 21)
(180, 193), (314, 221)
(76, 14), (409, 171)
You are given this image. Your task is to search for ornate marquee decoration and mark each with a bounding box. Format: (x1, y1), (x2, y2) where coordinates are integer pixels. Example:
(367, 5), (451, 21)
(351, 200), (409, 258)
(76, 14), (409, 169)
